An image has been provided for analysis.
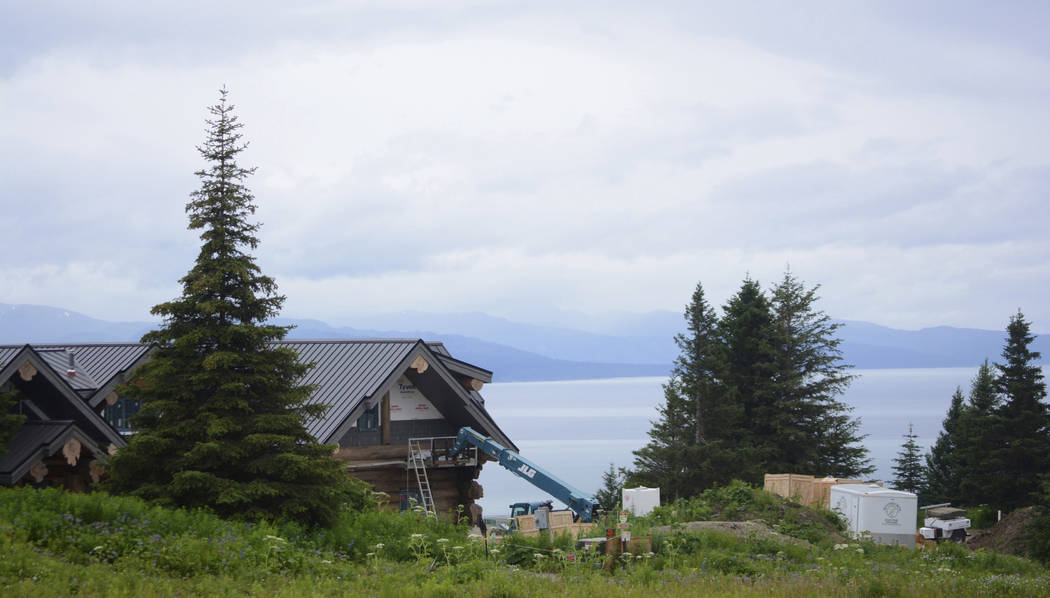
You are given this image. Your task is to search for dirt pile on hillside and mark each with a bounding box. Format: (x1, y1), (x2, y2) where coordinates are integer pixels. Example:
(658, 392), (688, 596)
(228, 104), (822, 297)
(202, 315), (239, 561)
(652, 520), (816, 548)
(968, 507), (1036, 555)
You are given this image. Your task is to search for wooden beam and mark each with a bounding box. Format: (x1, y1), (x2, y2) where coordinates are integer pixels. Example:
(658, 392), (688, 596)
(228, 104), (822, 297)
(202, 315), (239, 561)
(410, 355), (429, 374)
(381, 391), (391, 445)
(461, 378), (484, 392)
(335, 444), (408, 461)
(18, 361), (37, 382)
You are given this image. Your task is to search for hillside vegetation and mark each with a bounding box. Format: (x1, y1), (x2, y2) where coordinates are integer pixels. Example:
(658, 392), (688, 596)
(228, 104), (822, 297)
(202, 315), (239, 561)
(3, 485), (1049, 597)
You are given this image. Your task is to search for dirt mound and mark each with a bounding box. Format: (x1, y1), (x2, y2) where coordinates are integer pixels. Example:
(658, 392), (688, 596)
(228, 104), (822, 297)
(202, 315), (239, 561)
(652, 520), (815, 548)
(968, 507), (1037, 555)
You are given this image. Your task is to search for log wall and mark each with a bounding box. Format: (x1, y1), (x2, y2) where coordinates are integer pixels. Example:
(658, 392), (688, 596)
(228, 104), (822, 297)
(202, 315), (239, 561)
(334, 447), (483, 521)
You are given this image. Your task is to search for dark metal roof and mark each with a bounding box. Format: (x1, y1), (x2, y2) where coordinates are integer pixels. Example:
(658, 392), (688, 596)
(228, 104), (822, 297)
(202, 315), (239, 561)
(275, 339), (419, 442)
(0, 346), (128, 449)
(0, 343), (152, 400)
(36, 349), (100, 391)
(0, 420), (105, 484)
(2, 339), (513, 449)
(0, 420), (73, 473)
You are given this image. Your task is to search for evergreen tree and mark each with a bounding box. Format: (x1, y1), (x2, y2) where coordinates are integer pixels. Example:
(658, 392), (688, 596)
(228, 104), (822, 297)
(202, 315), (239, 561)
(924, 387), (965, 504)
(0, 388), (27, 454)
(632, 282), (727, 497)
(769, 271), (870, 477)
(988, 311), (1049, 511)
(104, 89), (367, 526)
(953, 361), (1001, 506)
(631, 379), (694, 499)
(716, 277), (779, 484)
(891, 423), (925, 494)
(594, 463), (626, 512)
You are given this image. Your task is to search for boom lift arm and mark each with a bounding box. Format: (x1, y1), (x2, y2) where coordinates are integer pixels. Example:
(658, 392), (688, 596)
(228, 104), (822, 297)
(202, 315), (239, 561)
(448, 426), (600, 522)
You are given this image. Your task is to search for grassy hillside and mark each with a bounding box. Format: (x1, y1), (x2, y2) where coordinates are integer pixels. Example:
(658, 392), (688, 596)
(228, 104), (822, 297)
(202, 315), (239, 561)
(2, 485), (1048, 597)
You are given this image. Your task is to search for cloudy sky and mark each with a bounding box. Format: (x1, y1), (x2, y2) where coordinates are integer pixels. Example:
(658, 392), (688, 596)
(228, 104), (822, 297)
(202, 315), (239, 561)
(2, 1), (1048, 331)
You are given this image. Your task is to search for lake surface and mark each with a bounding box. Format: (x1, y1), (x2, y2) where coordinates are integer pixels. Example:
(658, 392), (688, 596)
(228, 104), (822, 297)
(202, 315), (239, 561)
(474, 367), (1048, 517)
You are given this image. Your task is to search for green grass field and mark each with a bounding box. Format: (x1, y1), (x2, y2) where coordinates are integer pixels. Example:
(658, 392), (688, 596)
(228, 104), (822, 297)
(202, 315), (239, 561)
(2, 484), (1047, 597)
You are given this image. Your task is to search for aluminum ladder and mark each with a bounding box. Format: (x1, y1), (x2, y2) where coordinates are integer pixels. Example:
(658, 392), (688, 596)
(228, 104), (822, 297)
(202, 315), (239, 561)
(408, 439), (436, 516)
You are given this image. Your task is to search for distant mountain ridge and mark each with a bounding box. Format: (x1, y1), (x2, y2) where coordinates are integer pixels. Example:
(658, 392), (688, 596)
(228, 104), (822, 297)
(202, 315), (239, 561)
(1, 303), (1045, 382)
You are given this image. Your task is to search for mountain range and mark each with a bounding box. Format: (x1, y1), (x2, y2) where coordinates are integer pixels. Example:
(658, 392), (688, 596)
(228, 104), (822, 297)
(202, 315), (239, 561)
(1, 303), (1045, 382)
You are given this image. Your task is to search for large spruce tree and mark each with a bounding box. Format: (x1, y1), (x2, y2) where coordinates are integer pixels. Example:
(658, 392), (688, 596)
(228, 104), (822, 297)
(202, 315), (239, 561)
(633, 272), (869, 495)
(769, 271), (870, 477)
(988, 311), (1049, 511)
(923, 387), (965, 504)
(953, 361), (1001, 506)
(715, 277), (780, 484)
(104, 90), (365, 526)
(632, 282), (727, 497)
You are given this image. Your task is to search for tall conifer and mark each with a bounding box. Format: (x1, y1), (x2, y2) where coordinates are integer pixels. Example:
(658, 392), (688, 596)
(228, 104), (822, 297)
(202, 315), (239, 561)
(924, 387), (965, 504)
(989, 311), (1049, 511)
(632, 282), (724, 497)
(104, 89), (366, 526)
(716, 277), (779, 484)
(891, 423), (925, 494)
(954, 361), (1001, 506)
(769, 271), (870, 477)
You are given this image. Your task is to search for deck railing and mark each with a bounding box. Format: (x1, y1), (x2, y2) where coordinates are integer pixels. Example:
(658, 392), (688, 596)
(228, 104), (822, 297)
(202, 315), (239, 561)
(407, 436), (478, 467)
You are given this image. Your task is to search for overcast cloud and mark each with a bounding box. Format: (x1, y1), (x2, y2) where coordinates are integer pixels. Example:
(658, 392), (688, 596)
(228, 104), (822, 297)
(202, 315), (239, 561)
(2, 1), (1048, 331)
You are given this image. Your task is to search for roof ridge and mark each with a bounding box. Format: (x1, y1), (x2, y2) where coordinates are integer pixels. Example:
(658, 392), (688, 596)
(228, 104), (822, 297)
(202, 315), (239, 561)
(1, 342), (151, 348)
(274, 338), (425, 344)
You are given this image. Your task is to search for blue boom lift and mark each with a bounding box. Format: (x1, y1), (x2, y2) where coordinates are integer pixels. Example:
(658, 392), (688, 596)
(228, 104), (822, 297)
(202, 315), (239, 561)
(448, 426), (600, 522)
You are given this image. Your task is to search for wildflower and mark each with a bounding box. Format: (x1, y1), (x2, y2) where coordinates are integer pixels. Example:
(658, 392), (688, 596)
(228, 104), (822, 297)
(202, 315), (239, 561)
(646, 552), (655, 558)
(374, 543), (384, 550)
(410, 533), (424, 539)
(264, 535), (286, 543)
(92, 545), (104, 552)
(436, 538), (449, 544)
(453, 546), (464, 551)
(856, 548), (864, 554)
(366, 552), (375, 557)
(833, 543), (848, 550)
(490, 549), (501, 555)
(321, 560), (333, 565)
(467, 533), (483, 540)
(534, 553), (546, 560)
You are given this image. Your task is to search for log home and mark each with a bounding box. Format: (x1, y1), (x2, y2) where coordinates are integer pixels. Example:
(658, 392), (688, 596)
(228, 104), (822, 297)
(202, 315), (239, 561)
(1, 339), (514, 518)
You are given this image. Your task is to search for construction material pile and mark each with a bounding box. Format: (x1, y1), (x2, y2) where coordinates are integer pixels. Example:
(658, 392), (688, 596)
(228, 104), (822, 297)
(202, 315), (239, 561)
(968, 506), (1037, 556)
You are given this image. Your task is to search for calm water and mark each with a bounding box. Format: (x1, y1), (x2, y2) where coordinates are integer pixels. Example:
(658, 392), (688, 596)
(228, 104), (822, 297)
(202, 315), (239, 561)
(474, 367), (1048, 517)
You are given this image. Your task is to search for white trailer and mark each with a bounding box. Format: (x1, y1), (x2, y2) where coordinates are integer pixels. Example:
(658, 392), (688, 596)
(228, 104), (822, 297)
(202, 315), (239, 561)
(829, 484), (917, 547)
(622, 487), (660, 516)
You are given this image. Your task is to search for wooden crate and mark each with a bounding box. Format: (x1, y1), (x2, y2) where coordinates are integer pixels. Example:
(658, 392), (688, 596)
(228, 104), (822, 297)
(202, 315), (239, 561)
(514, 511), (596, 539)
(763, 473), (816, 505)
(813, 478), (878, 508)
(514, 514), (538, 537)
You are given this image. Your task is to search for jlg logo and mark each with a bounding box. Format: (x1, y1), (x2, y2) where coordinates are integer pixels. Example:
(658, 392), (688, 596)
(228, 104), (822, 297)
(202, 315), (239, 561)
(517, 464), (537, 479)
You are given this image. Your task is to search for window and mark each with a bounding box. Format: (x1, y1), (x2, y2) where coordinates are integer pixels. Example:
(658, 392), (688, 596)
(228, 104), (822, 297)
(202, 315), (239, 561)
(399, 490), (422, 511)
(357, 404), (379, 432)
(102, 397), (141, 433)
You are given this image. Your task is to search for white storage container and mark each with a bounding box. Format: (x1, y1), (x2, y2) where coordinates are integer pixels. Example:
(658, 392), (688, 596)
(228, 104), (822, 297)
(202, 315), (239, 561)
(622, 486), (660, 516)
(829, 484), (917, 547)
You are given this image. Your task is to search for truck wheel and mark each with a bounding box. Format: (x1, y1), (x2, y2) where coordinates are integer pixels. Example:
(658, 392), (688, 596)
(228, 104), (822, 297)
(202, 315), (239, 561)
(950, 529), (967, 543)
